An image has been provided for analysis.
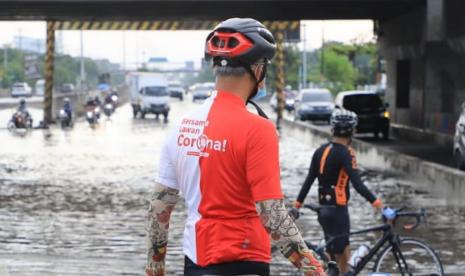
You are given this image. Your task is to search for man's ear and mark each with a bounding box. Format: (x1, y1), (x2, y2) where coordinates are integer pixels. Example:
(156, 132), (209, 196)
(252, 64), (264, 80)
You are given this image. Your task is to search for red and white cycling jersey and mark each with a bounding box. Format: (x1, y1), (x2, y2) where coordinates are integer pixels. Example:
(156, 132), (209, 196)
(156, 90), (283, 267)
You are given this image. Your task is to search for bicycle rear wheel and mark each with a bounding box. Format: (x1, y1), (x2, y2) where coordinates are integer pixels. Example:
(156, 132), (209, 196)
(373, 238), (444, 276)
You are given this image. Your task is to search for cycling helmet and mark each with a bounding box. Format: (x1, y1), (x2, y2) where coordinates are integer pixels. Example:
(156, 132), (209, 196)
(19, 99), (26, 105)
(205, 18), (276, 100)
(330, 109), (358, 137)
(205, 18), (275, 66)
(64, 98), (70, 103)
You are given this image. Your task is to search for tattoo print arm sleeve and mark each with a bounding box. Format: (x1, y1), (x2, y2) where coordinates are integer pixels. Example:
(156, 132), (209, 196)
(145, 183), (180, 276)
(256, 199), (326, 276)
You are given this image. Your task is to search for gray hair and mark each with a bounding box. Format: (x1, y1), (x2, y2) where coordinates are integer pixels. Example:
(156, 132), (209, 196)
(214, 66), (247, 77)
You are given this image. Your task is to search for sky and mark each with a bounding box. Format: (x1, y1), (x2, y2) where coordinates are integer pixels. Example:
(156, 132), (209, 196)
(0, 20), (374, 69)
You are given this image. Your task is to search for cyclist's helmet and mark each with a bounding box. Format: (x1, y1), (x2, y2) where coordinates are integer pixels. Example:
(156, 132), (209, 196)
(19, 99), (26, 105)
(330, 109), (358, 137)
(64, 98), (70, 103)
(205, 18), (276, 99)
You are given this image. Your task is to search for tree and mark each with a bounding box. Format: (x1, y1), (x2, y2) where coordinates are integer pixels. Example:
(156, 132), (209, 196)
(322, 50), (355, 92)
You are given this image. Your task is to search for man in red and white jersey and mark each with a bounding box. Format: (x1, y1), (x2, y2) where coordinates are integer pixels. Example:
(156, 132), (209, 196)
(146, 18), (327, 276)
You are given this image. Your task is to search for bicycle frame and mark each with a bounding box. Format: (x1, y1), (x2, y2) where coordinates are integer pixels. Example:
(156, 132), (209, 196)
(301, 205), (428, 275)
(324, 223), (411, 275)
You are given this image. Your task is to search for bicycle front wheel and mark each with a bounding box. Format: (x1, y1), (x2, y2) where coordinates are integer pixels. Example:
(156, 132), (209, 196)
(373, 238), (444, 276)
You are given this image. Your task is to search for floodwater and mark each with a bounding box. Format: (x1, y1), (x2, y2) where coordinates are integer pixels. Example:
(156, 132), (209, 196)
(0, 98), (464, 275)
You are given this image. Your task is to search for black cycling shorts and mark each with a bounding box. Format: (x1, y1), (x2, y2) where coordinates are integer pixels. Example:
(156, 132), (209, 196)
(184, 256), (270, 276)
(317, 205), (350, 255)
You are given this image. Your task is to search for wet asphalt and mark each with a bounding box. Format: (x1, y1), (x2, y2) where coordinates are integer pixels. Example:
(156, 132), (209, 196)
(0, 97), (464, 275)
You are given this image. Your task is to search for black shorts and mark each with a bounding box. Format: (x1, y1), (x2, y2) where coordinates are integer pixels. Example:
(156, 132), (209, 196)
(184, 256), (270, 276)
(317, 205), (350, 255)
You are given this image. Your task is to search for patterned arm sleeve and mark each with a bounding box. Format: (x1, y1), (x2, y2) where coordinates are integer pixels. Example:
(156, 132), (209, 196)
(145, 183), (180, 276)
(256, 199), (326, 276)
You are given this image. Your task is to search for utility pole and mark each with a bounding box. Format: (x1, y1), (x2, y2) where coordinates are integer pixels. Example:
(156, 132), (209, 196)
(3, 45), (7, 70)
(122, 31), (126, 70)
(320, 21), (325, 77)
(302, 23), (307, 89)
(80, 30), (85, 91)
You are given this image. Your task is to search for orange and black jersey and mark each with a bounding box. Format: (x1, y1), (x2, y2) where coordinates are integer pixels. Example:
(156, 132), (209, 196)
(296, 142), (378, 207)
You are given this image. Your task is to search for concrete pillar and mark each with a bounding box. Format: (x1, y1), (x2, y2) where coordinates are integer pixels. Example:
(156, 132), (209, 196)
(275, 31), (285, 130)
(44, 21), (55, 125)
(426, 0), (445, 42)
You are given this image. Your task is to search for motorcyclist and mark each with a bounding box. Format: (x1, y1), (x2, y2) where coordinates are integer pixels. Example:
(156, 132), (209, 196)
(17, 99), (30, 116)
(85, 96), (97, 109)
(104, 92), (113, 104)
(15, 99), (32, 125)
(63, 98), (73, 121)
(94, 95), (101, 106)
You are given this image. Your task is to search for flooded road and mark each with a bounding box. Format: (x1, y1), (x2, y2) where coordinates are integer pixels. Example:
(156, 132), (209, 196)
(0, 98), (464, 275)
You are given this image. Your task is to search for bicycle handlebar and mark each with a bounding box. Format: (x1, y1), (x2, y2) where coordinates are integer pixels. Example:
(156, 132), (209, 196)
(302, 203), (426, 230)
(395, 207), (426, 231)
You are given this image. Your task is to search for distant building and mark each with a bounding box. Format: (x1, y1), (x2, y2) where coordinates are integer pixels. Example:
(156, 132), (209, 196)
(147, 57), (168, 71)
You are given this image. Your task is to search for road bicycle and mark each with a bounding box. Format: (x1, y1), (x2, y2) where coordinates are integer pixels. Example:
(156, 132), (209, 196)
(274, 204), (444, 275)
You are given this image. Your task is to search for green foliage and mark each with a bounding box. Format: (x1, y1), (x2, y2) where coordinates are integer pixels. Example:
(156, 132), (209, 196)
(321, 49), (355, 92)
(1, 47), (120, 89)
(267, 44), (301, 91)
(264, 41), (379, 94)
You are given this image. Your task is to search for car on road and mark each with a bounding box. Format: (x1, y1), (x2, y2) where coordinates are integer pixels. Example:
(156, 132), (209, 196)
(61, 83), (75, 93)
(454, 102), (465, 170)
(168, 82), (185, 101)
(294, 88), (334, 123)
(270, 90), (297, 112)
(192, 83), (213, 102)
(335, 90), (390, 139)
(10, 82), (32, 98)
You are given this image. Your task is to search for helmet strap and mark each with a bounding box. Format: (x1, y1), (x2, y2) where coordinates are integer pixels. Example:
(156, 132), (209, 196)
(244, 62), (269, 119)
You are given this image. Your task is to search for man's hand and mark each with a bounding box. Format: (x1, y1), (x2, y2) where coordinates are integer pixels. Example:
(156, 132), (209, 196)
(256, 199), (325, 274)
(382, 206), (396, 220)
(145, 263), (164, 276)
(288, 207), (300, 220)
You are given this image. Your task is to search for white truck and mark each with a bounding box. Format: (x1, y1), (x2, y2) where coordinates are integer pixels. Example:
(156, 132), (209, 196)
(126, 72), (170, 120)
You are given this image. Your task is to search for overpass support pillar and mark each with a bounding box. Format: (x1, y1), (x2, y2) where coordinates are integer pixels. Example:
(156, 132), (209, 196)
(275, 31), (285, 130)
(44, 21), (55, 125)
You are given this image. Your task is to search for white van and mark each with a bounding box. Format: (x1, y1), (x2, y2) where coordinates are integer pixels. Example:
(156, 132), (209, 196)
(126, 72), (169, 119)
(35, 79), (45, 96)
(11, 82), (32, 98)
(138, 85), (170, 120)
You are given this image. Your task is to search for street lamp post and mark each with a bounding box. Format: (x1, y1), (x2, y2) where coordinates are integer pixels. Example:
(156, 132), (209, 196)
(302, 23), (307, 89)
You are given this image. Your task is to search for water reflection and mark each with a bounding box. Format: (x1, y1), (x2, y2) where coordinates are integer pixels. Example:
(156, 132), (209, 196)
(0, 102), (463, 275)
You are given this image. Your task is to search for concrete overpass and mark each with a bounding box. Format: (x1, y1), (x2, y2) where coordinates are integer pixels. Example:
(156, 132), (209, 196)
(1, 0), (464, 146)
(0, 0), (424, 21)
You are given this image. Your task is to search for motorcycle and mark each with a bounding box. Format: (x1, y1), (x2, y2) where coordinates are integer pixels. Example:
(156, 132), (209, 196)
(7, 111), (32, 130)
(111, 94), (118, 108)
(103, 102), (114, 118)
(85, 106), (99, 127)
(59, 109), (73, 129)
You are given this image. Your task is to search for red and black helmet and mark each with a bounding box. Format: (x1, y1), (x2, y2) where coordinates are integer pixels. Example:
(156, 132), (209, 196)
(205, 18), (276, 66)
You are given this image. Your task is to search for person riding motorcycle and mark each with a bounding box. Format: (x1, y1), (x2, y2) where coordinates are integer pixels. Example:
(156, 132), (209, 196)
(17, 99), (30, 116)
(62, 98), (73, 121)
(14, 99), (32, 126)
(145, 18), (329, 276)
(94, 95), (101, 106)
(289, 109), (396, 273)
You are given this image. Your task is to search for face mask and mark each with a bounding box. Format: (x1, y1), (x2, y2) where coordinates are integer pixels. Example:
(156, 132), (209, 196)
(252, 86), (267, 101)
